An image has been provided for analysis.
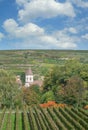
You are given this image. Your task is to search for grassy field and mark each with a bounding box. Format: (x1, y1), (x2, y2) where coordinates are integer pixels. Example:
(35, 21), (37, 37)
(0, 107), (88, 130)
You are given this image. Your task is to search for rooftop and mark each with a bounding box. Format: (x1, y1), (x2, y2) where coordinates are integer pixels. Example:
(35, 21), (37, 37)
(25, 68), (33, 75)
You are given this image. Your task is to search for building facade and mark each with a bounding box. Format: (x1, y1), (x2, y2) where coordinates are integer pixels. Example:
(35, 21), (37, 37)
(25, 68), (34, 87)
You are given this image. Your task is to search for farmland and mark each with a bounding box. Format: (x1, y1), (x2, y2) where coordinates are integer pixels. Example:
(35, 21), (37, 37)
(0, 106), (88, 130)
(0, 50), (88, 79)
(0, 50), (88, 130)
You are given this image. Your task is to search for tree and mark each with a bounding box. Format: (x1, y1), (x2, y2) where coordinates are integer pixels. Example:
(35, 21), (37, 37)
(42, 60), (88, 105)
(41, 90), (55, 103)
(22, 86), (40, 106)
(43, 66), (61, 93)
(63, 76), (85, 107)
(43, 60), (82, 93)
(0, 69), (22, 108)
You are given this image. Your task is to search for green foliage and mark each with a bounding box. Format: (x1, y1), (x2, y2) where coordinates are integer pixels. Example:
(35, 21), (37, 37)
(43, 66), (61, 92)
(63, 76), (85, 106)
(31, 85), (41, 95)
(41, 90), (55, 103)
(42, 60), (88, 106)
(0, 69), (22, 108)
(0, 50), (88, 107)
(23, 86), (41, 106)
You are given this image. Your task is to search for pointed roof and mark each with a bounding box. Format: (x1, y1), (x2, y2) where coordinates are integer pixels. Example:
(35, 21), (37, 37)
(25, 68), (33, 75)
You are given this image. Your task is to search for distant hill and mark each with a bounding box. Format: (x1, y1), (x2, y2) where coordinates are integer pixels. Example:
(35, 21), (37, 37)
(0, 50), (88, 78)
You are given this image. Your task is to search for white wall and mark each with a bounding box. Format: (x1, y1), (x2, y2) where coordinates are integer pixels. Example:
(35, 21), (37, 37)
(25, 75), (34, 83)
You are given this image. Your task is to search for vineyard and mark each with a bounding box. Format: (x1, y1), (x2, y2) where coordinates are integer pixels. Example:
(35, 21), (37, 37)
(0, 107), (88, 130)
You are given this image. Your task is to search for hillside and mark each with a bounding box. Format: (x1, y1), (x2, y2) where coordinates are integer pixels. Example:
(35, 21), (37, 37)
(0, 50), (88, 76)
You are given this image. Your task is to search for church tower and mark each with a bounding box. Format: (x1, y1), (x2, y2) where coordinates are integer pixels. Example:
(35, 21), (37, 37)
(25, 68), (34, 87)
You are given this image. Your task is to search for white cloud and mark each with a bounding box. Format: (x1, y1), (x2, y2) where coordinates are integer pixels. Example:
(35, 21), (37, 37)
(52, 30), (77, 49)
(82, 34), (88, 40)
(3, 18), (77, 49)
(76, 0), (88, 8)
(0, 32), (4, 41)
(3, 19), (44, 38)
(3, 19), (18, 34)
(68, 27), (77, 34)
(68, 0), (88, 8)
(16, 0), (28, 6)
(62, 27), (77, 34)
(16, 0), (75, 22)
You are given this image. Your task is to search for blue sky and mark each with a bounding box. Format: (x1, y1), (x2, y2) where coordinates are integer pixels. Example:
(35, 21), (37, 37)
(0, 0), (88, 50)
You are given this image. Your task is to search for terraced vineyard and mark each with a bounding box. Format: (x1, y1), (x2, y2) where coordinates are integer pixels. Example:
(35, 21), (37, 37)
(0, 50), (88, 84)
(0, 50), (88, 74)
(0, 107), (88, 130)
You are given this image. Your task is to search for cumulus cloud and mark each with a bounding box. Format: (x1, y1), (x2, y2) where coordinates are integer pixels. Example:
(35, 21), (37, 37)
(52, 30), (77, 49)
(76, 0), (88, 8)
(0, 32), (4, 41)
(82, 34), (88, 40)
(3, 19), (44, 38)
(16, 0), (75, 22)
(3, 19), (18, 34)
(16, 0), (28, 6)
(3, 18), (77, 49)
(62, 27), (77, 34)
(68, 27), (77, 34)
(68, 0), (88, 8)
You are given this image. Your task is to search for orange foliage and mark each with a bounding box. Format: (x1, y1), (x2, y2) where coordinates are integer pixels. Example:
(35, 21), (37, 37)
(40, 101), (56, 108)
(84, 105), (88, 110)
(40, 101), (67, 108)
(54, 103), (67, 108)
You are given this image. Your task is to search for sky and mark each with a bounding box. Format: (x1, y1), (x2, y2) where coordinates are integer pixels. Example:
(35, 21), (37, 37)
(0, 0), (88, 50)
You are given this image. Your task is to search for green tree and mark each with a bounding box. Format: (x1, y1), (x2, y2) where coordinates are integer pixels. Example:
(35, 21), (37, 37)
(42, 60), (88, 105)
(22, 86), (40, 106)
(0, 69), (22, 108)
(63, 76), (85, 107)
(41, 90), (55, 103)
(43, 66), (61, 93)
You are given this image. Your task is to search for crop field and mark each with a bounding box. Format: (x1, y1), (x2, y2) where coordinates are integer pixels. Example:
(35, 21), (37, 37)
(0, 107), (88, 130)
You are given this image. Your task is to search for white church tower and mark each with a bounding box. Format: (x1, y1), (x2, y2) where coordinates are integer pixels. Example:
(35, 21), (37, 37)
(25, 68), (34, 87)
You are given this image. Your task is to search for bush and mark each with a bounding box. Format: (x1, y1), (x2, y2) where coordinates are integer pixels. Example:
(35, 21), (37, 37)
(41, 90), (55, 103)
